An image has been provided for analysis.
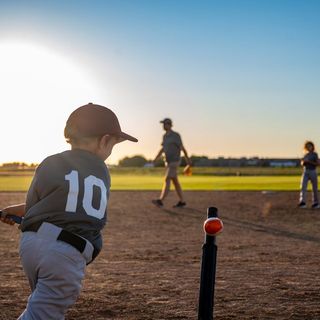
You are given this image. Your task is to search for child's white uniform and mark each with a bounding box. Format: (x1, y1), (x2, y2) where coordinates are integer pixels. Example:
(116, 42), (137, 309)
(19, 149), (110, 319)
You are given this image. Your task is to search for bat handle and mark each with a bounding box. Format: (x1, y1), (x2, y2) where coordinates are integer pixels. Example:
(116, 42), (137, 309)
(0, 210), (23, 224)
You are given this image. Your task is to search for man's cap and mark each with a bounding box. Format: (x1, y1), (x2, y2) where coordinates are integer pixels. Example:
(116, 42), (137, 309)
(160, 118), (172, 125)
(65, 103), (138, 142)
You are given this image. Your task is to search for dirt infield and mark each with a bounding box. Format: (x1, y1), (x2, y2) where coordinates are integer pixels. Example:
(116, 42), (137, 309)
(1, 191), (320, 319)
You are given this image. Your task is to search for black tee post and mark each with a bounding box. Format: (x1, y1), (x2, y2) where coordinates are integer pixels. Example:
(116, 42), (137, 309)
(198, 207), (222, 320)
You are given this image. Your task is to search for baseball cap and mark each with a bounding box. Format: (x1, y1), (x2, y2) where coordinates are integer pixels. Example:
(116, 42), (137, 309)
(65, 103), (138, 142)
(160, 118), (172, 125)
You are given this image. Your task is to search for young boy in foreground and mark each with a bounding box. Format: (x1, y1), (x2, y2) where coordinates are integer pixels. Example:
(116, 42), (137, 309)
(0, 103), (137, 319)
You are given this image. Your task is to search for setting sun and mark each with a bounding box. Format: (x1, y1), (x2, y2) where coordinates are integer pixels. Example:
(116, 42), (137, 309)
(0, 41), (102, 164)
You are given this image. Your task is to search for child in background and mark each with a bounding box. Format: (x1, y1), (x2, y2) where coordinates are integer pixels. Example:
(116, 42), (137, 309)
(0, 103), (138, 319)
(298, 141), (319, 209)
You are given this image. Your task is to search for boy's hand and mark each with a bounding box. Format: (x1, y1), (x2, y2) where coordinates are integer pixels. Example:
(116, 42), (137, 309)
(0, 210), (16, 225)
(0, 204), (25, 225)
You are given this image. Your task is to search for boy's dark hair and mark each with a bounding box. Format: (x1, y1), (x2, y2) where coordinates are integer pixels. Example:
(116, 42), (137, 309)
(64, 124), (101, 145)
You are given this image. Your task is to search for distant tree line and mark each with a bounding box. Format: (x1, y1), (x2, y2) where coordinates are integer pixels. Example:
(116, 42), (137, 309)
(118, 155), (165, 167)
(118, 155), (300, 168)
(1, 157), (301, 169)
(0, 162), (38, 170)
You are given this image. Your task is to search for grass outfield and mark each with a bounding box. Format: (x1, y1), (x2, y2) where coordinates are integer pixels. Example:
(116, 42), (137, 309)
(110, 175), (306, 190)
(108, 166), (303, 176)
(0, 173), (309, 191)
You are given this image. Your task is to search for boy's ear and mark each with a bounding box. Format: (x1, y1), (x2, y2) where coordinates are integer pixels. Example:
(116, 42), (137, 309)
(100, 134), (125, 146)
(100, 134), (112, 145)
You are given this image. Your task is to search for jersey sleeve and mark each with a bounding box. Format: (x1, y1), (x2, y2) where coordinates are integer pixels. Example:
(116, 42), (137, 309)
(25, 156), (60, 211)
(25, 159), (51, 212)
(308, 153), (318, 163)
(176, 133), (183, 148)
(161, 134), (165, 146)
(311, 153), (319, 164)
(25, 168), (41, 212)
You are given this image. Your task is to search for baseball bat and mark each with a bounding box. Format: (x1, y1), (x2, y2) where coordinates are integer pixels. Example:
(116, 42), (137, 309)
(0, 210), (23, 224)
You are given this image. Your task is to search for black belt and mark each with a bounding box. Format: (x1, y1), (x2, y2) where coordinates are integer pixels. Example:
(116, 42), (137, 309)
(24, 222), (87, 255)
(23, 222), (100, 262)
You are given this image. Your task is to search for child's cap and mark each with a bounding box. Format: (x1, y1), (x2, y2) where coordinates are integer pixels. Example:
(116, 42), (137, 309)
(65, 103), (138, 142)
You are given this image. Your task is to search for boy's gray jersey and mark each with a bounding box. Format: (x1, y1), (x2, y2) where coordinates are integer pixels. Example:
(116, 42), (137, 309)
(21, 149), (110, 252)
(161, 130), (183, 163)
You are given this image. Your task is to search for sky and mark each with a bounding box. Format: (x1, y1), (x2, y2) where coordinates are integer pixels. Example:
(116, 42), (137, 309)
(0, 0), (320, 164)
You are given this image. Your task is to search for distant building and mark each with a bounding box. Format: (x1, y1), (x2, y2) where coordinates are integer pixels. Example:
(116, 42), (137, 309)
(144, 162), (155, 168)
(269, 160), (298, 168)
(193, 158), (213, 167)
(247, 158), (260, 166)
(190, 157), (300, 167)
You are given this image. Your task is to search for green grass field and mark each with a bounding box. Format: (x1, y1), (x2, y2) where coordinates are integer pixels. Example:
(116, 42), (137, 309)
(0, 169), (309, 191)
(110, 175), (305, 191)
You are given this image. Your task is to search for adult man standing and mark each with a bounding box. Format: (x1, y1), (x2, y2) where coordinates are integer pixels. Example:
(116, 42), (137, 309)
(152, 118), (191, 208)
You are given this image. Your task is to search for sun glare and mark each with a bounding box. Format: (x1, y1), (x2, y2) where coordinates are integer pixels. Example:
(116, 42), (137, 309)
(0, 41), (102, 164)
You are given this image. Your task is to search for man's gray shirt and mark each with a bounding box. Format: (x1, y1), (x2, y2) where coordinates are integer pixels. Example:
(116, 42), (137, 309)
(162, 130), (183, 163)
(21, 149), (110, 253)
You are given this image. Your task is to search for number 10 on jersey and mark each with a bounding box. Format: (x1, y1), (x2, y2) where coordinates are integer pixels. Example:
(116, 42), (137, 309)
(65, 170), (107, 219)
